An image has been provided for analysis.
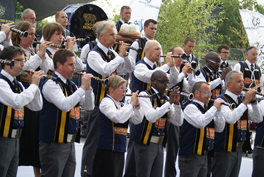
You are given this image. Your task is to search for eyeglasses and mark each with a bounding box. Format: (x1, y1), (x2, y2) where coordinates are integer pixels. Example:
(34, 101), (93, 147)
(156, 79), (170, 85)
(207, 59), (220, 65)
(13, 59), (24, 63)
(118, 86), (127, 91)
(198, 90), (212, 96)
(221, 52), (230, 54)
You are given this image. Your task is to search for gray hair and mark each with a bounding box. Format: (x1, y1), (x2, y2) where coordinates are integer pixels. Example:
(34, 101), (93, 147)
(21, 8), (35, 19)
(225, 70), (243, 88)
(96, 20), (116, 39)
(246, 46), (258, 54)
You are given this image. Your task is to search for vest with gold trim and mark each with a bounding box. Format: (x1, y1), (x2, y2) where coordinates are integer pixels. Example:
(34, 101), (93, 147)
(131, 59), (153, 93)
(239, 61), (261, 92)
(181, 53), (199, 70)
(97, 96), (128, 152)
(46, 49), (55, 76)
(130, 88), (169, 147)
(179, 102), (215, 156)
(214, 94), (248, 152)
(39, 73), (80, 143)
(218, 61), (229, 75)
(86, 45), (116, 106)
(254, 116), (264, 148)
(135, 37), (148, 63)
(199, 66), (222, 98)
(0, 74), (24, 138)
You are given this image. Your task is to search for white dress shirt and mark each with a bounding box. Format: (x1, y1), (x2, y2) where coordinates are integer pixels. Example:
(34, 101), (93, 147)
(129, 37), (164, 63)
(0, 31), (12, 47)
(80, 38), (99, 63)
(174, 66), (193, 92)
(87, 42), (135, 77)
(138, 87), (183, 126)
(219, 90), (262, 124)
(134, 57), (179, 89)
(183, 99), (225, 132)
(0, 70), (42, 111)
(99, 95), (143, 124)
(42, 71), (94, 112)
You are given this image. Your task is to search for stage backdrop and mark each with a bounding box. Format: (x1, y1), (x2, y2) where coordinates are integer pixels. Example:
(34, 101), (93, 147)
(239, 9), (264, 70)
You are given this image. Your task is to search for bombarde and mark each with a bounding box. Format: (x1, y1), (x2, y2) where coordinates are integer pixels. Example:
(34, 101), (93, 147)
(73, 72), (108, 86)
(22, 69), (59, 82)
(210, 98), (236, 110)
(10, 28), (28, 38)
(114, 42), (142, 52)
(63, 36), (90, 43)
(0, 59), (15, 69)
(33, 41), (64, 48)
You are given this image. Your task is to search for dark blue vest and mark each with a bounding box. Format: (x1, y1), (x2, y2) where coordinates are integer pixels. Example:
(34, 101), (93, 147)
(179, 102), (215, 156)
(39, 73), (80, 143)
(0, 74), (24, 138)
(214, 94), (248, 152)
(254, 116), (264, 148)
(97, 96), (128, 152)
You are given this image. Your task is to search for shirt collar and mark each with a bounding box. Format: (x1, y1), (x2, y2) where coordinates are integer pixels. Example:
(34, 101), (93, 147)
(245, 59), (254, 68)
(120, 19), (130, 24)
(225, 90), (239, 104)
(47, 47), (57, 54)
(106, 94), (122, 107)
(193, 99), (205, 108)
(143, 57), (156, 69)
(55, 71), (67, 84)
(1, 69), (15, 82)
(205, 66), (214, 74)
(97, 42), (109, 56)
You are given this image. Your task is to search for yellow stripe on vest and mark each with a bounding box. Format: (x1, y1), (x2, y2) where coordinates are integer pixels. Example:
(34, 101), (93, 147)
(197, 128), (205, 155)
(3, 107), (12, 137)
(141, 49), (145, 60)
(146, 83), (151, 90)
(99, 76), (106, 103)
(112, 122), (115, 150)
(58, 88), (68, 143)
(143, 100), (156, 144)
(227, 124), (234, 152)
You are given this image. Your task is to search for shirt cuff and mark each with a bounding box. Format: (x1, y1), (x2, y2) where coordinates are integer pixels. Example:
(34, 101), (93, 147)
(76, 87), (86, 97)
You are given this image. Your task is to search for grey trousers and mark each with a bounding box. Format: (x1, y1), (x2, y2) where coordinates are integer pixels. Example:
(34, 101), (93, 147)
(164, 120), (179, 177)
(81, 106), (99, 177)
(179, 154), (207, 177)
(39, 141), (76, 177)
(252, 147), (264, 177)
(134, 142), (164, 177)
(212, 148), (242, 177)
(0, 137), (19, 177)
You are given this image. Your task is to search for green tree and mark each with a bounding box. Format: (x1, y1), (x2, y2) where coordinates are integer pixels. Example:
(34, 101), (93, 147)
(156, 0), (223, 60)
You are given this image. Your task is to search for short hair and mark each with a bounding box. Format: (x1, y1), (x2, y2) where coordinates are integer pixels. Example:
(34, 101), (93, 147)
(120, 6), (131, 13)
(96, 20), (116, 39)
(225, 70), (242, 88)
(0, 46), (25, 69)
(21, 8), (35, 20)
(11, 21), (34, 45)
(169, 46), (180, 53)
(192, 81), (209, 95)
(106, 75), (127, 93)
(184, 37), (196, 45)
(217, 44), (230, 53)
(55, 11), (62, 20)
(93, 21), (102, 34)
(42, 22), (64, 41)
(246, 46), (258, 54)
(144, 19), (157, 27)
(53, 49), (75, 70)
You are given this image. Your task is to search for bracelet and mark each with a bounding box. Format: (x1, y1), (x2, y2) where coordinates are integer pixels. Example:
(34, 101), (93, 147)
(250, 100), (257, 104)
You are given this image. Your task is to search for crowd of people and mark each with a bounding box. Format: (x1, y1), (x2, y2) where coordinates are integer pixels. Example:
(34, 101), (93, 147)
(0, 5), (264, 177)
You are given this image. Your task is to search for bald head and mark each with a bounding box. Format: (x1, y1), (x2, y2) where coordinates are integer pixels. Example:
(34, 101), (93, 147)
(169, 46), (184, 66)
(205, 51), (221, 72)
(145, 40), (161, 63)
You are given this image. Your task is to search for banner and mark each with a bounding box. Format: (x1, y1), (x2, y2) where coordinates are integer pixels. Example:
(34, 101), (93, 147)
(0, 0), (17, 25)
(239, 9), (264, 68)
(129, 0), (162, 35)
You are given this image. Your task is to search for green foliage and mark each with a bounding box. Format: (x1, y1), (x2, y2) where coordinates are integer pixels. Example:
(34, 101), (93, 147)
(15, 2), (25, 19)
(156, 0), (223, 60)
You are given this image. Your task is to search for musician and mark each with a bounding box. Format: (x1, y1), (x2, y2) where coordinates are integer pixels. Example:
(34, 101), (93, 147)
(124, 40), (178, 177)
(115, 6), (141, 44)
(0, 23), (14, 50)
(80, 21), (101, 63)
(21, 8), (36, 24)
(129, 70), (183, 177)
(217, 44), (230, 74)
(179, 81), (225, 177)
(164, 46), (192, 177)
(191, 51), (231, 98)
(42, 22), (84, 74)
(81, 20), (135, 177)
(181, 37), (199, 70)
(0, 46), (43, 177)
(39, 49), (94, 177)
(252, 100), (264, 177)
(92, 75), (143, 177)
(212, 70), (262, 177)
